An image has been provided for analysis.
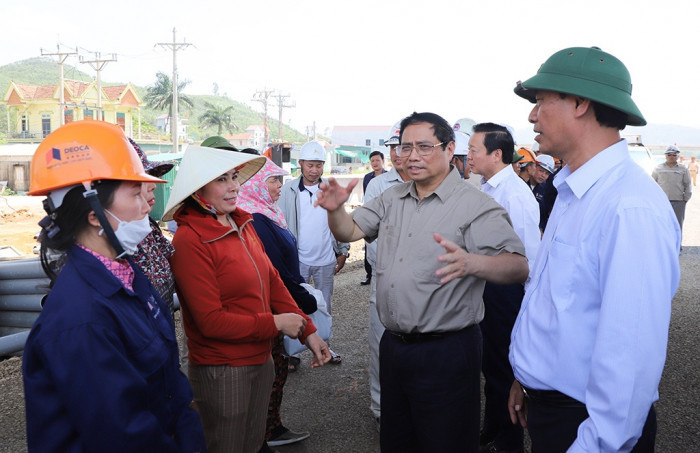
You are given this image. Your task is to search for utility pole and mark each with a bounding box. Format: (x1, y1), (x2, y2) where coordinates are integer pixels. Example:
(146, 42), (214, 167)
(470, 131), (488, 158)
(41, 44), (78, 126)
(79, 52), (117, 121)
(157, 28), (193, 153)
(252, 88), (274, 147)
(273, 92), (295, 141)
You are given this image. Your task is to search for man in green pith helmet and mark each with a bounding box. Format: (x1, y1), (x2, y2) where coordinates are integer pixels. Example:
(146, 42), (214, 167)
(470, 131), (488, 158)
(508, 47), (681, 452)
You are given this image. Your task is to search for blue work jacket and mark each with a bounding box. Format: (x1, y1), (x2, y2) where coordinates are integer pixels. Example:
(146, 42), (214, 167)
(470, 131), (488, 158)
(22, 245), (206, 452)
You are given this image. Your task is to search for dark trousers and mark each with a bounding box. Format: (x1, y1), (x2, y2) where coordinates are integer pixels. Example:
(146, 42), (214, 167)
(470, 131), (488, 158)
(363, 246), (372, 278)
(527, 394), (657, 452)
(379, 325), (482, 453)
(481, 282), (524, 450)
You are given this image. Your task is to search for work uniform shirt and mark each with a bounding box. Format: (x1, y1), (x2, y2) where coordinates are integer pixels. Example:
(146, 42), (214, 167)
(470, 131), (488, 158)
(363, 166), (407, 268)
(510, 140), (680, 452)
(353, 168), (525, 334)
(481, 164), (540, 263)
(651, 162), (692, 201)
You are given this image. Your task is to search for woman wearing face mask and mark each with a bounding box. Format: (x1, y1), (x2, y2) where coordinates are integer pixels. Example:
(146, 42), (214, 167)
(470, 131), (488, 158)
(128, 138), (177, 314)
(163, 147), (331, 453)
(22, 121), (206, 452)
(236, 159), (317, 451)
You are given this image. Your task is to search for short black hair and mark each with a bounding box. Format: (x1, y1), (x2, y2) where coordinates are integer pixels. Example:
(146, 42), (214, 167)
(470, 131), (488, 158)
(399, 112), (455, 150)
(369, 150), (384, 160)
(239, 148), (260, 155)
(472, 122), (515, 164)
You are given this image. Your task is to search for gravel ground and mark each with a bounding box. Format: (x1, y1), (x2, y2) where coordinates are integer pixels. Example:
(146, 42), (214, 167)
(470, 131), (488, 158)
(1, 195), (698, 452)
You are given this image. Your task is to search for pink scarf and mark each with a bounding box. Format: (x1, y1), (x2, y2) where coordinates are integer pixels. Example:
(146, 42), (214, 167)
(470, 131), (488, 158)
(237, 158), (288, 228)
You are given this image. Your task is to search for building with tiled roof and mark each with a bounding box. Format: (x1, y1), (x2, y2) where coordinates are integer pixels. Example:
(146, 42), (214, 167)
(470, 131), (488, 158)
(1, 79), (144, 142)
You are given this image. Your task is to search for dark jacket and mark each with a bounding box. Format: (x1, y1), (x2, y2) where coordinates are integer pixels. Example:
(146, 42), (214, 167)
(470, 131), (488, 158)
(23, 245), (205, 452)
(251, 213), (317, 314)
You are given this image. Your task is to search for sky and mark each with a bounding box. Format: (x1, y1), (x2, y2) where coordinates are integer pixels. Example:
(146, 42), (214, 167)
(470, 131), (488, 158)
(3, 0), (699, 141)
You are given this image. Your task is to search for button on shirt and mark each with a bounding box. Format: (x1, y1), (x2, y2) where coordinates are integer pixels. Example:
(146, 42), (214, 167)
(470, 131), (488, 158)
(481, 164), (540, 263)
(510, 140), (681, 452)
(353, 168), (525, 333)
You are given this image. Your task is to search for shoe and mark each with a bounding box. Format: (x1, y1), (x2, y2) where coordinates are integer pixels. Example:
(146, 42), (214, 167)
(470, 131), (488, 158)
(360, 276), (371, 285)
(267, 426), (310, 446)
(288, 356), (300, 373)
(479, 441), (523, 453)
(258, 441), (280, 453)
(329, 349), (342, 365)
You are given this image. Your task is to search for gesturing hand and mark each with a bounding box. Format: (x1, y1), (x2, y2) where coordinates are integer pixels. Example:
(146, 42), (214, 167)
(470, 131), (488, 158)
(434, 233), (477, 284)
(273, 313), (307, 339)
(315, 177), (359, 211)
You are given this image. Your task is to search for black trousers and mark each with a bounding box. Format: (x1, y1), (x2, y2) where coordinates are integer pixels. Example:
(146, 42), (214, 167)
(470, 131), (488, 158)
(481, 282), (524, 450)
(379, 325), (482, 453)
(527, 390), (657, 452)
(363, 245), (372, 278)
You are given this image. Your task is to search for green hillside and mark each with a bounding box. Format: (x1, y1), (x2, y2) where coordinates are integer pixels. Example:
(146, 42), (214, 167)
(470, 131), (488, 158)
(0, 58), (310, 145)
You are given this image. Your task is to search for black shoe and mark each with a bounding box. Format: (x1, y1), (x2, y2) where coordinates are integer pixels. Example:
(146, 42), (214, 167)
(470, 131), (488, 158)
(360, 276), (371, 285)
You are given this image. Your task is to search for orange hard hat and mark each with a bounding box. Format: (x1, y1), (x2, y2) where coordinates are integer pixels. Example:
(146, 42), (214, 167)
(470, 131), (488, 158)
(28, 120), (165, 196)
(516, 147), (536, 165)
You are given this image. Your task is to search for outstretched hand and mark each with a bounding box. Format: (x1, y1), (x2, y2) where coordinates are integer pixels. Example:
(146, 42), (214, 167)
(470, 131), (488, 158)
(315, 178), (359, 211)
(434, 233), (477, 284)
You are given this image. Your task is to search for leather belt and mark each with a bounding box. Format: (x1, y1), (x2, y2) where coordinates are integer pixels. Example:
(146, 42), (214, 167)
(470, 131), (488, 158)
(521, 386), (585, 408)
(388, 325), (474, 344)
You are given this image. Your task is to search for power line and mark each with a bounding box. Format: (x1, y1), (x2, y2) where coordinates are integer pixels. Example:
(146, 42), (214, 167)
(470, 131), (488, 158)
(273, 92), (295, 142)
(79, 52), (117, 120)
(156, 28), (193, 153)
(251, 88), (275, 147)
(40, 44), (78, 126)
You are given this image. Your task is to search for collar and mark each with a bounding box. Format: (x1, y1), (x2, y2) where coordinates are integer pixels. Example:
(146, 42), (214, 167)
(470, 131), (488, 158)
(174, 206), (253, 243)
(298, 176), (323, 194)
(481, 164), (516, 190)
(554, 139), (629, 200)
(385, 166), (407, 183)
(397, 166), (462, 202)
(67, 245), (136, 297)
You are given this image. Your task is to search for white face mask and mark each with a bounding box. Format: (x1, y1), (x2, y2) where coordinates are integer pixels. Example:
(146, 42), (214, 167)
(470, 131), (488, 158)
(101, 210), (152, 255)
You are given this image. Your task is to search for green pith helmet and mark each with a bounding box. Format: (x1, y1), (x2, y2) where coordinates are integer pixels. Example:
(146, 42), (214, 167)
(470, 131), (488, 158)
(201, 135), (239, 151)
(514, 47), (646, 126)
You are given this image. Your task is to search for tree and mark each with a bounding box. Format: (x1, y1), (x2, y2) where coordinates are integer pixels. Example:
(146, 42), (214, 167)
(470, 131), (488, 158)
(144, 72), (194, 120)
(199, 102), (238, 136)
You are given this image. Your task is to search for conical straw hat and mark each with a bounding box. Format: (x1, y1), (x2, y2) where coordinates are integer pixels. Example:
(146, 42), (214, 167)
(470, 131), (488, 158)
(161, 145), (266, 221)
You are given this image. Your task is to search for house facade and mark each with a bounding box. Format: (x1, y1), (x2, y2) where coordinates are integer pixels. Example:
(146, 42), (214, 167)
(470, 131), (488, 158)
(224, 125), (267, 150)
(1, 80), (144, 142)
(330, 125), (391, 166)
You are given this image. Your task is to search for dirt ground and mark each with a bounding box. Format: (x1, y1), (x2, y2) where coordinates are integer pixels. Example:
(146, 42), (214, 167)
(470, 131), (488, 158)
(0, 197), (45, 257)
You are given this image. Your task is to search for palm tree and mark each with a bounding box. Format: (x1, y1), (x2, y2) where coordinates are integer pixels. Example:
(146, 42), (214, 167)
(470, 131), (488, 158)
(199, 102), (238, 136)
(144, 72), (194, 133)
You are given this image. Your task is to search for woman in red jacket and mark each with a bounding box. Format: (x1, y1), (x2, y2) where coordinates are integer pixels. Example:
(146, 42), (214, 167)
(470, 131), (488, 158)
(162, 146), (331, 453)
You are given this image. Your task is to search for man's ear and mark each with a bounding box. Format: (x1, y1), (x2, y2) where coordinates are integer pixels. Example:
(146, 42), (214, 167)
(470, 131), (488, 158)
(573, 96), (592, 118)
(493, 148), (503, 162)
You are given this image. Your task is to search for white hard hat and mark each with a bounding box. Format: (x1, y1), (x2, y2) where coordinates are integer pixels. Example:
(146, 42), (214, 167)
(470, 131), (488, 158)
(299, 141), (326, 161)
(384, 121), (402, 146)
(453, 117), (476, 135)
(531, 141), (540, 153)
(453, 131), (469, 156)
(536, 154), (555, 174)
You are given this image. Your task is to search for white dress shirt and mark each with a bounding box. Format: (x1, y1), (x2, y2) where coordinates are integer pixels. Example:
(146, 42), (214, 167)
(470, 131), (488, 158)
(481, 164), (540, 263)
(510, 140), (681, 452)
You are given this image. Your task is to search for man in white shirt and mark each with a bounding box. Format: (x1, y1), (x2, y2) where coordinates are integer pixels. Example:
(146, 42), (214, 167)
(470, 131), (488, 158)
(279, 140), (349, 364)
(508, 46), (680, 452)
(467, 122), (540, 453)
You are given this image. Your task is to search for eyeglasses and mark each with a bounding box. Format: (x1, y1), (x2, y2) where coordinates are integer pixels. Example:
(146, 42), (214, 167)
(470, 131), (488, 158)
(398, 142), (444, 157)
